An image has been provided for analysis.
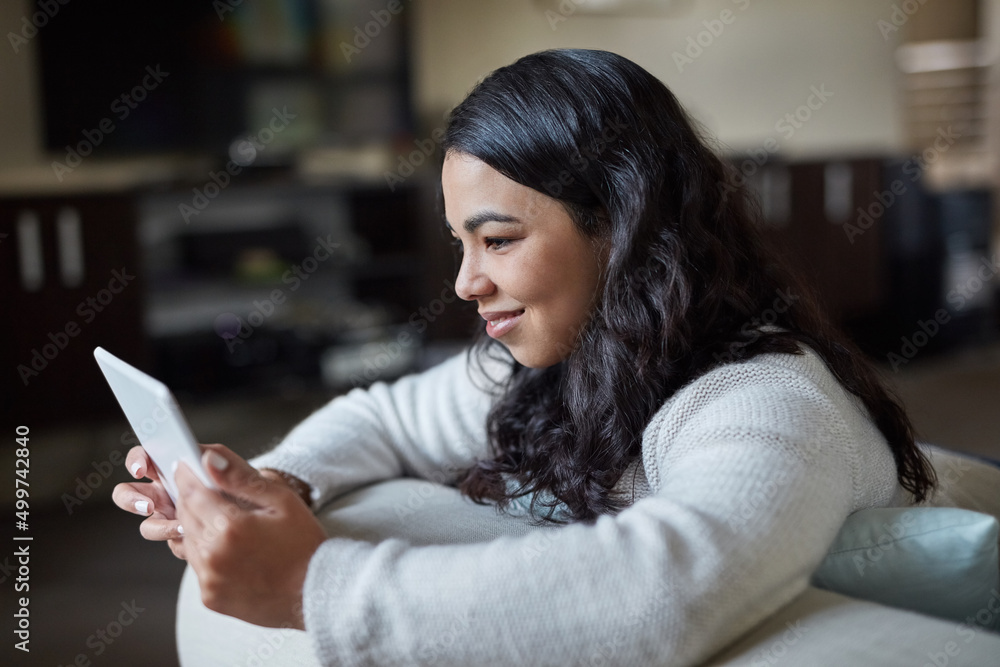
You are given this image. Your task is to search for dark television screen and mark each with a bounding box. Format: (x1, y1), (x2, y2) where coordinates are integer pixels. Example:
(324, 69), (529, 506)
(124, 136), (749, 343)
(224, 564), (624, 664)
(34, 1), (229, 155)
(32, 0), (412, 160)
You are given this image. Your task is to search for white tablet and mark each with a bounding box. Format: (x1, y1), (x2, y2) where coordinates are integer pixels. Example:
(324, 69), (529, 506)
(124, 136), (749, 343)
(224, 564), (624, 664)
(94, 346), (216, 503)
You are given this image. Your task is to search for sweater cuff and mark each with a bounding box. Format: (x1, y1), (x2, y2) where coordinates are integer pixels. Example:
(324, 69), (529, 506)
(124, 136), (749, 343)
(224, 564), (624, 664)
(301, 537), (383, 666)
(249, 452), (325, 510)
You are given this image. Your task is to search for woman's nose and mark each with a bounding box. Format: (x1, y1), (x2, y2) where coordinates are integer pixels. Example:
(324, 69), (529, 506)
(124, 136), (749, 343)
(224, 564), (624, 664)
(454, 253), (494, 302)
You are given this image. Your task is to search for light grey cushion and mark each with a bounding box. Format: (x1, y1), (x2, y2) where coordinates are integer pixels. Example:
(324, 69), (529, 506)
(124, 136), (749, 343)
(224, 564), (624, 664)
(810, 506), (1000, 628)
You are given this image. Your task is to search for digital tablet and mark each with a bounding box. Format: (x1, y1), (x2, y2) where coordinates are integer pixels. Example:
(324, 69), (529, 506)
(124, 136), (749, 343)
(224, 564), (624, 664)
(94, 346), (217, 503)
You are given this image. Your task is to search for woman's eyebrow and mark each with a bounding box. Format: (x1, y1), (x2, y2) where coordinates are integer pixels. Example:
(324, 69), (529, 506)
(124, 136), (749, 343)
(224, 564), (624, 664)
(445, 210), (523, 234)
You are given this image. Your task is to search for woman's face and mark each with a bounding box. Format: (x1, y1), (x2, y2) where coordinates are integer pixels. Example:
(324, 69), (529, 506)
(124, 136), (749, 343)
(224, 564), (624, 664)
(442, 152), (607, 368)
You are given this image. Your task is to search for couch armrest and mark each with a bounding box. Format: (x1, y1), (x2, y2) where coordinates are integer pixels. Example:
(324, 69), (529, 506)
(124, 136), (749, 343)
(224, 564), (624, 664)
(923, 443), (1000, 520)
(178, 478), (1000, 666)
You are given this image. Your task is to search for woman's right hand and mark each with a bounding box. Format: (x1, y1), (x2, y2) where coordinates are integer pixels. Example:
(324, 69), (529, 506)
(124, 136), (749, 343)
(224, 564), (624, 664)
(112, 446), (187, 559)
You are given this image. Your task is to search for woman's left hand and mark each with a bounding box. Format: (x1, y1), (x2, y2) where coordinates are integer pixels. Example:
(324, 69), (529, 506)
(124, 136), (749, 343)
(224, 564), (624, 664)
(173, 444), (327, 630)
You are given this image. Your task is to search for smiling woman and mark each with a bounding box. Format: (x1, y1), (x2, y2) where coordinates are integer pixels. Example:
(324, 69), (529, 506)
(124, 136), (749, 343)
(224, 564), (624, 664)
(116, 49), (947, 667)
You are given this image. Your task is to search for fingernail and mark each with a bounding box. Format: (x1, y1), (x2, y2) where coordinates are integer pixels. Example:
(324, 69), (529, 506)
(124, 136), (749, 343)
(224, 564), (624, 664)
(206, 450), (229, 471)
(135, 500), (149, 514)
(130, 462), (143, 477)
(177, 525), (184, 536)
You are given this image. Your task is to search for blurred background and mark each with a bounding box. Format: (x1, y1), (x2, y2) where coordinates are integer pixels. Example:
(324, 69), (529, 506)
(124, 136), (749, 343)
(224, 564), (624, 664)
(1, 0), (999, 664)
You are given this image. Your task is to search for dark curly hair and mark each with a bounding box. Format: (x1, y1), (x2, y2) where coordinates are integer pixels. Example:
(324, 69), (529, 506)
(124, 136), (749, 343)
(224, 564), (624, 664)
(441, 48), (935, 523)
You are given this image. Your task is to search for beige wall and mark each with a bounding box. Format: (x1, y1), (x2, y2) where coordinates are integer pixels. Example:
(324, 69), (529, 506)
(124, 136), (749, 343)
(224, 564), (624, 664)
(410, 0), (914, 158)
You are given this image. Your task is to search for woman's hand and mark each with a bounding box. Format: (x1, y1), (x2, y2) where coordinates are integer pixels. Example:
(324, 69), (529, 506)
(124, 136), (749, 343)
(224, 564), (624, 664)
(173, 444), (327, 630)
(112, 446), (186, 558)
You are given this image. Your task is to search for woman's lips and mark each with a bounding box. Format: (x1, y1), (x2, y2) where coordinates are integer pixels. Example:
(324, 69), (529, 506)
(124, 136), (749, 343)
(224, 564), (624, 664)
(482, 309), (525, 339)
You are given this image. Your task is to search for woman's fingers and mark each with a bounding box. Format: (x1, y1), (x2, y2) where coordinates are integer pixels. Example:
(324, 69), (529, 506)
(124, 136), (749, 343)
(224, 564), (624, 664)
(112, 480), (176, 519)
(138, 514), (185, 542)
(172, 463), (213, 532)
(120, 445), (189, 562)
(125, 446), (152, 480)
(167, 538), (188, 561)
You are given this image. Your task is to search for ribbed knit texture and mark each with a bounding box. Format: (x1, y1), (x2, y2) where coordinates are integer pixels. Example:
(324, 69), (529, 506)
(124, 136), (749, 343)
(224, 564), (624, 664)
(250, 346), (904, 666)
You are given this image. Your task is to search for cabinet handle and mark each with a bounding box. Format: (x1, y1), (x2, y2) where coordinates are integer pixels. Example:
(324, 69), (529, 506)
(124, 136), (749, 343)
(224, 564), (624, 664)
(16, 210), (44, 292)
(824, 162), (853, 224)
(57, 207), (85, 287)
(760, 164), (791, 229)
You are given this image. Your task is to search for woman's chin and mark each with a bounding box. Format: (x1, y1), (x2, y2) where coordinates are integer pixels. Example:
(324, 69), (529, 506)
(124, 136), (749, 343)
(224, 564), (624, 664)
(508, 346), (567, 369)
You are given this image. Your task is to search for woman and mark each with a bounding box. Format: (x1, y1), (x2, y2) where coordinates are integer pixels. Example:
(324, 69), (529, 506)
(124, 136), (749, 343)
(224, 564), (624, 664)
(114, 49), (935, 665)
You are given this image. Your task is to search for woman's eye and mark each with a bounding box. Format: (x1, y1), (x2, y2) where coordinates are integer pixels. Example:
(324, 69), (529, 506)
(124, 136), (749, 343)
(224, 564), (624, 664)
(485, 238), (512, 250)
(449, 236), (513, 252)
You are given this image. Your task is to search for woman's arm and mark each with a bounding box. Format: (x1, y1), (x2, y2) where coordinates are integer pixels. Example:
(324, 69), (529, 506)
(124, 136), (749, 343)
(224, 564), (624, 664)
(250, 348), (508, 509)
(297, 355), (892, 667)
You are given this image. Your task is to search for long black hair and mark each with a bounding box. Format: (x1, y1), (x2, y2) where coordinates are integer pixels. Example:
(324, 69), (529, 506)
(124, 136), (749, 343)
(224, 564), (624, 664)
(442, 48), (935, 523)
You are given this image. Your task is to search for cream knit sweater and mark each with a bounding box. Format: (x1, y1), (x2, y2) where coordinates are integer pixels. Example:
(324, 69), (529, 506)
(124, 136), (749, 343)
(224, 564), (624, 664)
(250, 345), (906, 666)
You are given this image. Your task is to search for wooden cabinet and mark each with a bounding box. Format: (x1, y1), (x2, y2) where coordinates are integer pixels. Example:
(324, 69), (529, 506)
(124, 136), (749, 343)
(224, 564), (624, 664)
(765, 159), (887, 322)
(1, 194), (147, 426)
(739, 156), (951, 357)
(2, 174), (458, 429)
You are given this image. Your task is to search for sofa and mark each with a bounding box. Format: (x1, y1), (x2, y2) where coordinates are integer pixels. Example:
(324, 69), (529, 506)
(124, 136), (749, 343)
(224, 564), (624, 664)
(176, 445), (1000, 665)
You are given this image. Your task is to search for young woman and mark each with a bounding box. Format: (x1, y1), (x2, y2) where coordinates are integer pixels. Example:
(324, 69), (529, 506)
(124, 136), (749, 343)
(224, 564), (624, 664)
(114, 49), (936, 665)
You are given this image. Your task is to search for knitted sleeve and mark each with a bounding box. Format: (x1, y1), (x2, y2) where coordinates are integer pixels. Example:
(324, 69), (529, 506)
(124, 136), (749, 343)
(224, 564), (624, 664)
(249, 348), (506, 509)
(300, 352), (898, 666)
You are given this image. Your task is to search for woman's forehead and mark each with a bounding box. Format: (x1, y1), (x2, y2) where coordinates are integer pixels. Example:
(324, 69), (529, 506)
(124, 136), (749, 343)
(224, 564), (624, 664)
(442, 156), (557, 227)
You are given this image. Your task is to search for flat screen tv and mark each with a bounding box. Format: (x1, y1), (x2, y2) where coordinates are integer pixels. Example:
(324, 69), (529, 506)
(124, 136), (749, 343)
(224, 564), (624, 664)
(32, 0), (412, 162)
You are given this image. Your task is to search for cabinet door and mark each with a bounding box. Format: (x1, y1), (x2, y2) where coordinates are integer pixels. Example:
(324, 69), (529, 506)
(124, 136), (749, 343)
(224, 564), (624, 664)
(2, 195), (147, 427)
(757, 159), (886, 324)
